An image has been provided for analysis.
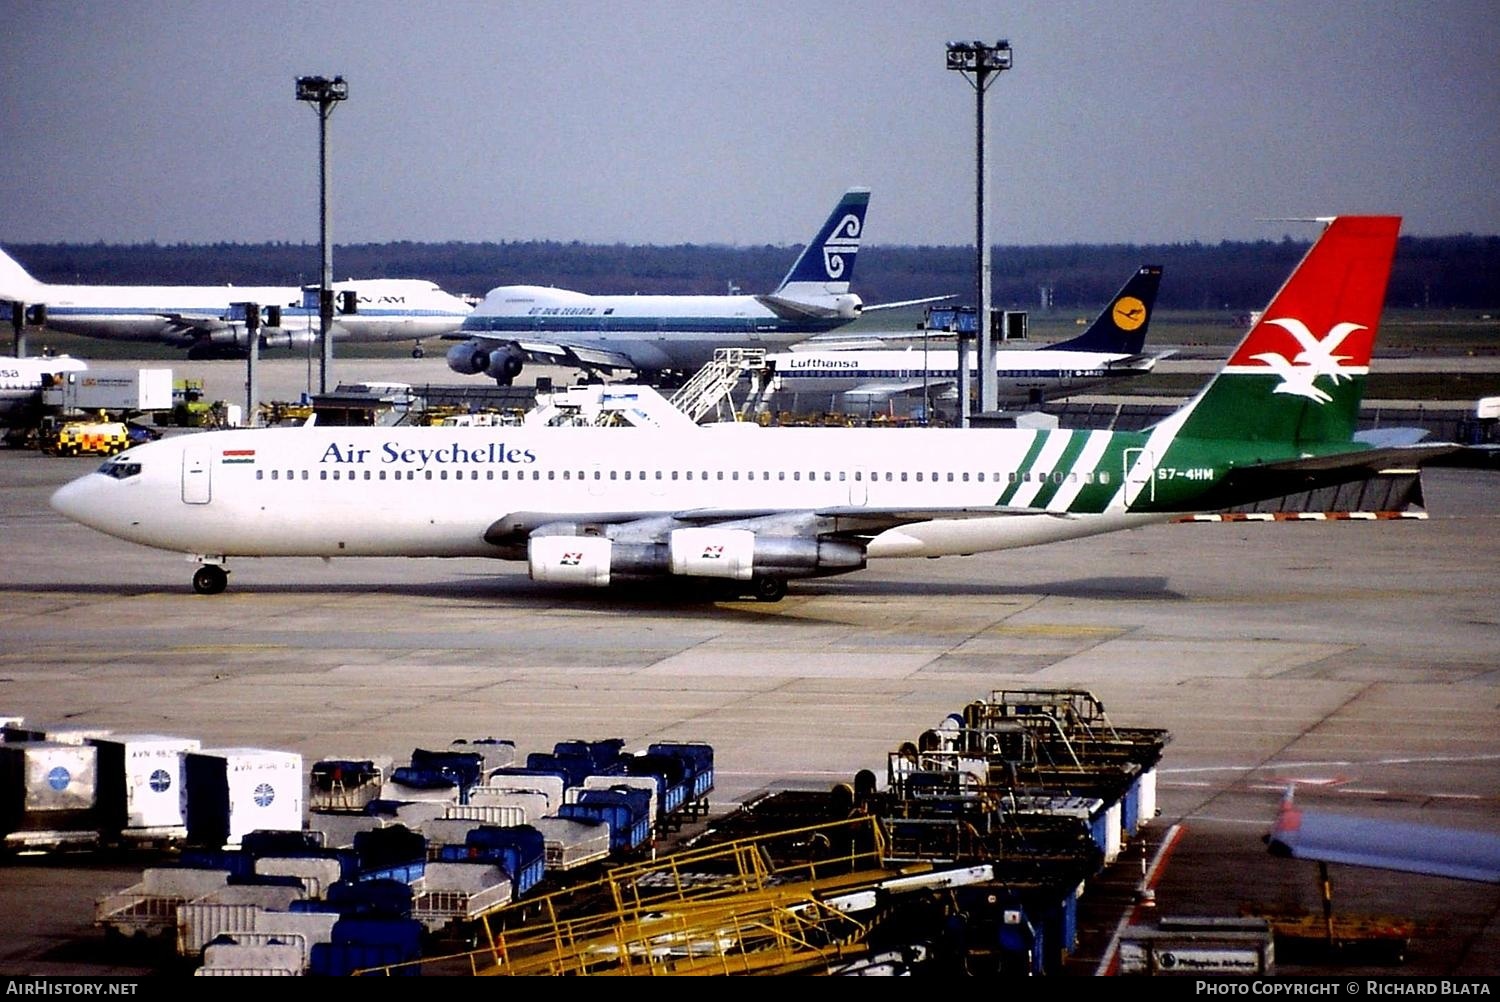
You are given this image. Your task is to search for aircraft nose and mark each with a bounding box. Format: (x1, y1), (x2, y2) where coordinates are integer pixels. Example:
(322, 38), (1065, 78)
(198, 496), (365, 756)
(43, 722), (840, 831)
(50, 473), (111, 531)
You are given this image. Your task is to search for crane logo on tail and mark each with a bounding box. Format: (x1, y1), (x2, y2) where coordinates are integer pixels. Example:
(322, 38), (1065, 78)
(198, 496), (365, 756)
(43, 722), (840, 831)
(1249, 318), (1367, 404)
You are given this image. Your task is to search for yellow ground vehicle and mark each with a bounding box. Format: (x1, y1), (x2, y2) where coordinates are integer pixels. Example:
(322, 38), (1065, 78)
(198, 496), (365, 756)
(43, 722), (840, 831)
(39, 418), (131, 457)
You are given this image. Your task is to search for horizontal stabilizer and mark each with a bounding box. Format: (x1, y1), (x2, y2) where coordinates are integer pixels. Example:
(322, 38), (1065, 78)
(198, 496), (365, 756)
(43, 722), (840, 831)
(1267, 788), (1500, 883)
(754, 294), (845, 321)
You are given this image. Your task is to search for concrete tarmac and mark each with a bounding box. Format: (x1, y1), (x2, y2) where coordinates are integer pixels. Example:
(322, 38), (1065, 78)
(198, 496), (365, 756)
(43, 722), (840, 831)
(0, 358), (1497, 977)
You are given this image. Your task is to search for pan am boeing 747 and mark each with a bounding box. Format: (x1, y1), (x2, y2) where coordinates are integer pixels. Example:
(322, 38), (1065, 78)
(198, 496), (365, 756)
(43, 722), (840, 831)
(52, 217), (1454, 601)
(0, 247), (472, 360)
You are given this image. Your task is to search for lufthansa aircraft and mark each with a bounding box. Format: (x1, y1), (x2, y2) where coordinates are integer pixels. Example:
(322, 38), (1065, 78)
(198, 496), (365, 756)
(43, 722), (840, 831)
(0, 354), (88, 429)
(445, 188), (948, 385)
(52, 217), (1452, 602)
(765, 265), (1166, 407)
(0, 247), (473, 360)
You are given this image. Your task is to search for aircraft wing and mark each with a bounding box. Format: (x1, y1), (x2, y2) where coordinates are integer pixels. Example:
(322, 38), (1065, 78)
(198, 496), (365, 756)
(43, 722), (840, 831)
(447, 332), (638, 373)
(159, 314), (235, 336)
(1266, 788), (1500, 883)
(484, 504), (1067, 550)
(840, 380), (950, 400)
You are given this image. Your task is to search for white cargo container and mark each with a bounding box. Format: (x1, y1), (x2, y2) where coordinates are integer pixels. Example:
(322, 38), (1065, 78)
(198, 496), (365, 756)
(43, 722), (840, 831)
(410, 861), (512, 934)
(307, 810), (384, 849)
(464, 787), (550, 822)
(0, 741), (100, 851)
(95, 867), (232, 940)
(197, 938), (303, 976)
(91, 734), (201, 840)
(42, 367), (174, 412)
(185, 748), (304, 848)
(443, 802), (529, 828)
(531, 816), (611, 871)
(3, 721), (113, 746)
(177, 884), (306, 957)
(471, 775), (566, 813)
(253, 911), (339, 970)
(254, 855), (344, 899)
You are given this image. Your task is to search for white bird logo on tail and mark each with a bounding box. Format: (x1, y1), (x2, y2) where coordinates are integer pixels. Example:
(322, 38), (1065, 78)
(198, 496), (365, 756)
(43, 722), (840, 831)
(1251, 318), (1367, 404)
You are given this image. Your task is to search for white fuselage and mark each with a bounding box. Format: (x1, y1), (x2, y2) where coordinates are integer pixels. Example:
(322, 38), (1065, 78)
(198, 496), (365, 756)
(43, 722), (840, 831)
(459, 285), (858, 372)
(24, 279), (472, 345)
(768, 347), (1151, 403)
(50, 424), (1164, 567)
(0, 355), (88, 423)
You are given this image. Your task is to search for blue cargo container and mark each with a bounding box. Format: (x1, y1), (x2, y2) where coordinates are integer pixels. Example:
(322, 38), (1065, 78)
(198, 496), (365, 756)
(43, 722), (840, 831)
(408, 749), (485, 796)
(524, 752), (607, 788)
(1122, 779), (1141, 837)
(552, 738), (626, 772)
(436, 824), (546, 897)
(310, 917), (423, 976)
(624, 754), (689, 819)
(325, 877), (414, 919)
(558, 788), (652, 853)
(648, 742), (715, 802)
(354, 825), (427, 876)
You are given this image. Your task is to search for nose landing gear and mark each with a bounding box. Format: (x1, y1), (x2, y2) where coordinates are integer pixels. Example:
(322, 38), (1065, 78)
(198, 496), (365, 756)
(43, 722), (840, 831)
(192, 564), (228, 595)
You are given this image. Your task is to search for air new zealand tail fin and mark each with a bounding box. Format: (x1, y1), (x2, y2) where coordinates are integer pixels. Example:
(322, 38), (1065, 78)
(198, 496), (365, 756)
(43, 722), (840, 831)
(1170, 216), (1401, 447)
(774, 188), (871, 294)
(1052, 265), (1163, 354)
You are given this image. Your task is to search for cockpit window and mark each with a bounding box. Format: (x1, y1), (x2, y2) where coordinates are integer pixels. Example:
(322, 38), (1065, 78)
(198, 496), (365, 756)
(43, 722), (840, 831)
(97, 458), (142, 480)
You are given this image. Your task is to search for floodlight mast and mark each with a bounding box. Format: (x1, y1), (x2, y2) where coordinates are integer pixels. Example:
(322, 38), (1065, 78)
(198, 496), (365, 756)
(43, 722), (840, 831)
(296, 75), (348, 395)
(946, 40), (1012, 426)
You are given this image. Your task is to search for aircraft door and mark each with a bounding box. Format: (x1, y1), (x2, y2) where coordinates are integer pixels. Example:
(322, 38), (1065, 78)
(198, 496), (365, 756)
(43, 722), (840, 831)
(182, 446), (211, 504)
(1123, 448), (1154, 505)
(848, 468), (870, 506)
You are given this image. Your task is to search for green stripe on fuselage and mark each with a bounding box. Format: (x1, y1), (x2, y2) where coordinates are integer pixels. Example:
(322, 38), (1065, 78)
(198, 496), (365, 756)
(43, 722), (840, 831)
(1029, 431), (1091, 508)
(1068, 431), (1147, 513)
(997, 429), (1046, 504)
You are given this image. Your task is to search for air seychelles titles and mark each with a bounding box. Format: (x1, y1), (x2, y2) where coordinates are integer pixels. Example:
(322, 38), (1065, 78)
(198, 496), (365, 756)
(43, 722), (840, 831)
(319, 440), (537, 469)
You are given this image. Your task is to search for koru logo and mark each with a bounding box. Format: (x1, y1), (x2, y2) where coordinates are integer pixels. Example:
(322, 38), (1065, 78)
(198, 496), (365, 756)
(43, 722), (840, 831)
(1251, 317), (1366, 404)
(822, 213), (862, 279)
(149, 769), (172, 793)
(253, 783), (275, 808)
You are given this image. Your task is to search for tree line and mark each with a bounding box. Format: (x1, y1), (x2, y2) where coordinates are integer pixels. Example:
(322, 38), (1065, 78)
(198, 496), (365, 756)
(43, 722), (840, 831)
(10, 234), (1498, 312)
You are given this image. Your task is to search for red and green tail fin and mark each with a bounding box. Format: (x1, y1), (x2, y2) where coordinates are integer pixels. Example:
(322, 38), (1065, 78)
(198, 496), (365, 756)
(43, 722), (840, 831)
(1172, 216), (1401, 447)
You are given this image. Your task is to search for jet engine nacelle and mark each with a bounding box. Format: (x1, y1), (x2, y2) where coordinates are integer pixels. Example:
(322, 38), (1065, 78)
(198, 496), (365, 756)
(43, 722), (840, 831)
(446, 340), (491, 375)
(484, 346), (525, 384)
(528, 536), (667, 587)
(527, 529), (866, 588)
(445, 340), (526, 384)
(835, 294), (863, 319)
(258, 330), (317, 351)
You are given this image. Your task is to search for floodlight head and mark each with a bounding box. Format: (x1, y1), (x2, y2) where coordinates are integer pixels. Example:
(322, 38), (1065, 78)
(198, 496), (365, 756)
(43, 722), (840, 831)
(296, 75), (349, 103)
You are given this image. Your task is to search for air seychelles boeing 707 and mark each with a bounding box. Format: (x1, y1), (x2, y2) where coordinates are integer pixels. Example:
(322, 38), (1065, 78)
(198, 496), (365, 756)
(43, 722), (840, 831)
(52, 217), (1449, 601)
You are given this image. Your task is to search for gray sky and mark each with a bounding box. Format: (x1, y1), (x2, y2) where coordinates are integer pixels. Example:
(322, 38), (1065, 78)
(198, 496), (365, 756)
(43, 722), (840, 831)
(3, 0), (1498, 248)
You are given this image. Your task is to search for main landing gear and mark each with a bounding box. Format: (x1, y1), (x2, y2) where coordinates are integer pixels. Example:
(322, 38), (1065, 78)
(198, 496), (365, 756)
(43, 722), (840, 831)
(192, 564), (228, 595)
(750, 575), (787, 603)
